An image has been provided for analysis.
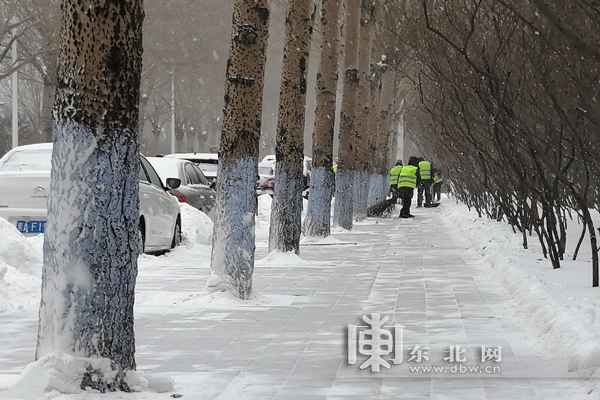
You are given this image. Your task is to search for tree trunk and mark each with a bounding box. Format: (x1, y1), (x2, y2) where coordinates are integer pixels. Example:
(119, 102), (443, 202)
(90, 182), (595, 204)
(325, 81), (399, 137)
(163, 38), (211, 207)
(303, 0), (340, 238)
(208, 0), (270, 299)
(574, 197), (599, 287)
(40, 53), (59, 143)
(37, 0), (144, 392)
(369, 0), (394, 206)
(269, 0), (315, 254)
(573, 215), (587, 261)
(353, 0), (374, 221)
(40, 25), (60, 143)
(333, 0), (361, 230)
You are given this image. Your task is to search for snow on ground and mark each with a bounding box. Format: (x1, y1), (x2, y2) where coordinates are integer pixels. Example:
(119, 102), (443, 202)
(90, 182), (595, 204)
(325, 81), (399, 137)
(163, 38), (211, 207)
(0, 218), (42, 312)
(442, 195), (600, 373)
(1, 195), (600, 398)
(179, 203), (213, 246)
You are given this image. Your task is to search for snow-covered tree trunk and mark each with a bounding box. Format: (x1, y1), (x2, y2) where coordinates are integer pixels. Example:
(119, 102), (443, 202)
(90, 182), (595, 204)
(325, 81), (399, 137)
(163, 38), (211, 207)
(303, 0), (340, 238)
(353, 0), (374, 221)
(208, 0), (269, 299)
(269, 0), (315, 254)
(367, 173), (388, 205)
(333, 0), (360, 230)
(368, 0), (393, 205)
(374, 0), (395, 188)
(36, 0), (144, 392)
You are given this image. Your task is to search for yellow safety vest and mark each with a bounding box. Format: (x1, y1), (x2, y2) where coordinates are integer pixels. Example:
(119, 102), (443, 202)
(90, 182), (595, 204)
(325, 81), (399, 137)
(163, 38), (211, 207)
(389, 165), (403, 186)
(419, 161), (431, 180)
(398, 166), (418, 189)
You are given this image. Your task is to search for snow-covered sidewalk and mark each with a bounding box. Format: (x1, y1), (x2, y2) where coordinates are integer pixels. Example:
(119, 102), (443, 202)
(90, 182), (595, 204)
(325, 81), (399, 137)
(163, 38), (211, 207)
(0, 197), (599, 399)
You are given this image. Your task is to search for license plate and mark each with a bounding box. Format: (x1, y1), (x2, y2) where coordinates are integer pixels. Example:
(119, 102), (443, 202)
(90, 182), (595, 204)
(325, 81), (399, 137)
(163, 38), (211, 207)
(16, 220), (47, 234)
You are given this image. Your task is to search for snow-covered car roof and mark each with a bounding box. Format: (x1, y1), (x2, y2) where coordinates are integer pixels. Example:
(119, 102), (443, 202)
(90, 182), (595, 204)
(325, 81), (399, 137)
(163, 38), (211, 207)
(164, 153), (218, 178)
(0, 143), (53, 172)
(146, 157), (185, 182)
(165, 153), (218, 161)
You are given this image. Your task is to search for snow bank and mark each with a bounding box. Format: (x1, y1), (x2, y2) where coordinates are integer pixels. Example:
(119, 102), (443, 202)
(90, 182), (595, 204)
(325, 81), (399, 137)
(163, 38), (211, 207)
(0, 263), (41, 312)
(0, 263), (8, 310)
(442, 198), (600, 372)
(256, 194), (272, 228)
(0, 218), (42, 312)
(179, 203), (213, 246)
(0, 218), (42, 277)
(2, 354), (173, 397)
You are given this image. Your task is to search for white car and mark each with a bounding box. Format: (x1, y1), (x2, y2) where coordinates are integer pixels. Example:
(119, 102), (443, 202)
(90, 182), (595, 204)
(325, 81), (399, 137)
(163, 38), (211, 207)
(259, 154), (312, 197)
(0, 143), (182, 254)
(256, 160), (275, 196)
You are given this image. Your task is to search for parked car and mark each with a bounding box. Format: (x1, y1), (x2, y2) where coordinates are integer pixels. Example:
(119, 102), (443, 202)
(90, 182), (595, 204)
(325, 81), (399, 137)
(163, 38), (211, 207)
(261, 154), (276, 164)
(0, 143), (182, 254)
(147, 156), (216, 216)
(164, 152), (219, 184)
(259, 154), (312, 197)
(256, 160), (275, 196)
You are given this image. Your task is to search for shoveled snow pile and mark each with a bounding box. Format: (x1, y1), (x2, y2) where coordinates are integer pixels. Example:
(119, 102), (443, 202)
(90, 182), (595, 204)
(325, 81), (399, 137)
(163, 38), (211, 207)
(0, 219), (42, 312)
(0, 218), (42, 276)
(179, 203), (213, 246)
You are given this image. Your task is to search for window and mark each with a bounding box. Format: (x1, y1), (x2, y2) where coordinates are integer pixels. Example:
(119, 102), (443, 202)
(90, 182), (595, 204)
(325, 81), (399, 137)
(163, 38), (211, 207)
(140, 156), (164, 188)
(139, 163), (149, 182)
(185, 164), (202, 185)
(0, 149), (53, 171)
(192, 164), (210, 185)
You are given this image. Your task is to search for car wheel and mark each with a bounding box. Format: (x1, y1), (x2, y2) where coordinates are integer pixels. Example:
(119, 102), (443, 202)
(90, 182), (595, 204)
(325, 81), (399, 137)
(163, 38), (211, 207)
(139, 219), (146, 254)
(171, 216), (182, 249)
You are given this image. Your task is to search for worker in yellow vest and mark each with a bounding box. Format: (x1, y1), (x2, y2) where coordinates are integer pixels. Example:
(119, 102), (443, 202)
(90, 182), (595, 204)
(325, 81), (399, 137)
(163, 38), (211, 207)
(397, 156), (421, 218)
(433, 171), (443, 202)
(389, 160), (403, 202)
(417, 157), (435, 207)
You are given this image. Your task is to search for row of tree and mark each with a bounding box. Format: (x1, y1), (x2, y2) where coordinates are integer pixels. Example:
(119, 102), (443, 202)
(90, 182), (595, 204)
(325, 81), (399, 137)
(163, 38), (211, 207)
(392, 0), (600, 286)
(209, 0), (405, 299)
(210, 0), (600, 303)
(24, 0), (402, 392)
(8, 0), (600, 393)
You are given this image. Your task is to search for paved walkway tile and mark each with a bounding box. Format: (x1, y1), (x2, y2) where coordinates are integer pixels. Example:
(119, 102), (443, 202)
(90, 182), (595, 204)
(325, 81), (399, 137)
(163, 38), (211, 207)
(0, 206), (589, 399)
(131, 208), (587, 398)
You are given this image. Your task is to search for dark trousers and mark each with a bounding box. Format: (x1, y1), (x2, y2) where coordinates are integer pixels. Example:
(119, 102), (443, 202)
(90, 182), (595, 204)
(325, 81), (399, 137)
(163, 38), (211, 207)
(390, 185), (400, 202)
(433, 182), (442, 202)
(417, 180), (433, 206)
(398, 187), (414, 217)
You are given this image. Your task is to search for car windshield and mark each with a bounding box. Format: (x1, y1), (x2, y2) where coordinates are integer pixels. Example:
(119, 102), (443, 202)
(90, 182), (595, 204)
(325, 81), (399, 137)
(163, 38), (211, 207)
(146, 158), (181, 181)
(198, 162), (218, 173)
(0, 149), (52, 171)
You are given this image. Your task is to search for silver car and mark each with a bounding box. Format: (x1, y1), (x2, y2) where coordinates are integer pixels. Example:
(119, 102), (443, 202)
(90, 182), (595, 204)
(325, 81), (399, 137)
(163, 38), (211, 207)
(146, 156), (216, 216)
(164, 152), (219, 185)
(0, 143), (182, 254)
